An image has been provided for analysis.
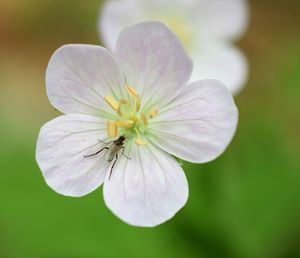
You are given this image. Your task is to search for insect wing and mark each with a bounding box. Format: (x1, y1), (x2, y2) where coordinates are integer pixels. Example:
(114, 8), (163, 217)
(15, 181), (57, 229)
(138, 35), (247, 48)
(105, 143), (117, 162)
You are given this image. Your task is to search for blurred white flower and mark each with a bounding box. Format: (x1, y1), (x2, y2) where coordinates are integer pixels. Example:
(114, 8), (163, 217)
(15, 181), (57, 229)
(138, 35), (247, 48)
(36, 22), (238, 227)
(99, 0), (249, 95)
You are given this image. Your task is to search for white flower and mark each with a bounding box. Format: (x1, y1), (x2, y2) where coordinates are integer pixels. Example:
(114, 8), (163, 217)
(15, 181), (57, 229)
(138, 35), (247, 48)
(36, 22), (238, 227)
(99, 0), (249, 95)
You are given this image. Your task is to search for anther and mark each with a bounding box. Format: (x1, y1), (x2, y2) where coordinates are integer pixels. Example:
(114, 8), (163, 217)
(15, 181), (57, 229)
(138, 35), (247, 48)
(107, 120), (118, 137)
(126, 85), (141, 111)
(105, 96), (119, 111)
(126, 86), (138, 97)
(117, 120), (134, 128)
(135, 97), (141, 112)
(119, 98), (130, 105)
(149, 108), (158, 119)
(140, 113), (148, 126)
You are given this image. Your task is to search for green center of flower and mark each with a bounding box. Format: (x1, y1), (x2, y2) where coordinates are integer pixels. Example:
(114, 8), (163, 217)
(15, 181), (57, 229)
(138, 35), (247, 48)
(105, 86), (158, 145)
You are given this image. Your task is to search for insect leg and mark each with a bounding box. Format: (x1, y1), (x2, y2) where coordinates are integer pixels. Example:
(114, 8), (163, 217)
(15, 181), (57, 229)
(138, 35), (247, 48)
(84, 147), (109, 158)
(121, 147), (131, 160)
(109, 153), (118, 180)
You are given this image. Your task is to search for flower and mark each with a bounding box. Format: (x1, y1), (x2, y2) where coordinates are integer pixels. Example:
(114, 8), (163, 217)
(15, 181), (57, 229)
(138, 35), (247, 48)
(99, 0), (249, 95)
(36, 22), (238, 227)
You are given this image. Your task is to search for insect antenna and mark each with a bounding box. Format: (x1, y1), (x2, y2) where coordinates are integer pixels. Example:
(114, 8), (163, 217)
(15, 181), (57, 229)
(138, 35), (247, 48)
(98, 139), (113, 145)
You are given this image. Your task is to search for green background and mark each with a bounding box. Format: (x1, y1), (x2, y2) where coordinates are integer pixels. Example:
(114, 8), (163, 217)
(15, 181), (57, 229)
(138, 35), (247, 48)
(1, 1), (300, 257)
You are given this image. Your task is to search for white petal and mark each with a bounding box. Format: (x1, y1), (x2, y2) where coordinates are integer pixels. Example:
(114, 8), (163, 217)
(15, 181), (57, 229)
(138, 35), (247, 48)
(192, 0), (250, 41)
(46, 44), (125, 116)
(190, 41), (248, 95)
(99, 0), (194, 50)
(115, 22), (193, 109)
(149, 80), (238, 163)
(100, 0), (249, 45)
(103, 143), (188, 227)
(99, 0), (144, 50)
(36, 114), (111, 197)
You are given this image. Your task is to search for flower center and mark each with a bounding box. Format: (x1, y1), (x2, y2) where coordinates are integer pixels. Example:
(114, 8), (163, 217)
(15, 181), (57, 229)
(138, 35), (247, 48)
(104, 86), (158, 145)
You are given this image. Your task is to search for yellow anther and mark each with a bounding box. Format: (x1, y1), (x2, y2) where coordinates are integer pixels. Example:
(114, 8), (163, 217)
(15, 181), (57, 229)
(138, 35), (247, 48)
(140, 113), (148, 126)
(105, 96), (119, 111)
(119, 98), (130, 105)
(149, 108), (158, 119)
(107, 120), (118, 138)
(135, 97), (141, 112)
(126, 86), (138, 97)
(135, 137), (146, 145)
(117, 120), (134, 128)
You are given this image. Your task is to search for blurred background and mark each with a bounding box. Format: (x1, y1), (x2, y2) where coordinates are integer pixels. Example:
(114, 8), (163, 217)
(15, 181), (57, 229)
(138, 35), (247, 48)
(0, 0), (300, 257)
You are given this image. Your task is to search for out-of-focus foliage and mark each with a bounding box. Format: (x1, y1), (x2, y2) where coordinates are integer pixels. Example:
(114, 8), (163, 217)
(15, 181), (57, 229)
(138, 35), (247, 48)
(0, 1), (300, 258)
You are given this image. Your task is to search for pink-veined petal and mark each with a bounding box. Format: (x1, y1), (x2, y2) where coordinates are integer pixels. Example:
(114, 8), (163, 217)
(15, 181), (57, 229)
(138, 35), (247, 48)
(115, 22), (193, 110)
(149, 79), (238, 163)
(103, 143), (188, 227)
(190, 41), (248, 95)
(46, 44), (125, 117)
(36, 114), (111, 197)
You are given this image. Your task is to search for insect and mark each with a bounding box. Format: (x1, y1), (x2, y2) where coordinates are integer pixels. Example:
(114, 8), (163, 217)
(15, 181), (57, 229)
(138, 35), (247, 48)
(84, 135), (130, 180)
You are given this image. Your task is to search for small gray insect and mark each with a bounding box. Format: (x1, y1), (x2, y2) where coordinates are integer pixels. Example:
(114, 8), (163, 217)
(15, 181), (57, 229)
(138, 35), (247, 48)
(84, 135), (130, 180)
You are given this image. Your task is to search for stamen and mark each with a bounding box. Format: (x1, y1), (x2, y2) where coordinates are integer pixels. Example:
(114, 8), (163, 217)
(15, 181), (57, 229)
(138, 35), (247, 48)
(135, 97), (141, 112)
(107, 120), (118, 137)
(149, 108), (158, 119)
(117, 108), (123, 116)
(117, 120), (134, 128)
(105, 96), (119, 111)
(126, 86), (138, 97)
(104, 86), (158, 147)
(140, 112), (148, 126)
(134, 128), (146, 145)
(119, 98), (130, 105)
(126, 85), (141, 111)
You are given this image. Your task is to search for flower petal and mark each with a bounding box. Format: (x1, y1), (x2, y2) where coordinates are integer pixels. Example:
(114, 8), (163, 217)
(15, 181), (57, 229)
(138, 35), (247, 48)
(46, 44), (125, 117)
(100, 0), (249, 44)
(100, 0), (196, 51)
(99, 0), (143, 50)
(115, 22), (193, 110)
(36, 114), (111, 197)
(190, 41), (248, 95)
(149, 79), (238, 163)
(103, 143), (188, 227)
(192, 0), (249, 41)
